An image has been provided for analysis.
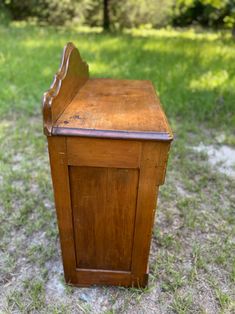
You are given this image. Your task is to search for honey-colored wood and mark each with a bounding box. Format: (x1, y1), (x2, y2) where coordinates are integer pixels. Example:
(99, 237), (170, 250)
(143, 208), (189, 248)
(69, 166), (138, 271)
(131, 142), (162, 285)
(72, 269), (132, 287)
(47, 136), (77, 282)
(53, 78), (173, 141)
(43, 43), (173, 288)
(42, 42), (89, 136)
(67, 137), (141, 168)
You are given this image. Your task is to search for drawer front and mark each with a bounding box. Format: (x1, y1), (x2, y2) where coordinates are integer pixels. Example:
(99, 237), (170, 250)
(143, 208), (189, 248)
(66, 137), (141, 168)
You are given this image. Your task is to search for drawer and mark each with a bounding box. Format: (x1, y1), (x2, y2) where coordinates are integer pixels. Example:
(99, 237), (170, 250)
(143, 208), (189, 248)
(66, 137), (141, 168)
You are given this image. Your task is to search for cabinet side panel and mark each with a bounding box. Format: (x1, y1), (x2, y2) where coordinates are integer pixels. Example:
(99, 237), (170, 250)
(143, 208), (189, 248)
(47, 137), (77, 282)
(69, 166), (138, 271)
(131, 142), (161, 286)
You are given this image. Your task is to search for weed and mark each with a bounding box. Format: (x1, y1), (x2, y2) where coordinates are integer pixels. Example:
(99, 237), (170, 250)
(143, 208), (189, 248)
(170, 293), (193, 314)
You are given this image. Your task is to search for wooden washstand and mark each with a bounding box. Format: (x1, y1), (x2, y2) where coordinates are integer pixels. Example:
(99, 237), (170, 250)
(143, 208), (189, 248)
(42, 43), (173, 287)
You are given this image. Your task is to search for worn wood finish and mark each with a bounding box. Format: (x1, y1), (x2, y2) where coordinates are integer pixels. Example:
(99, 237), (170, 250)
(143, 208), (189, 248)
(43, 43), (173, 287)
(71, 269), (132, 287)
(53, 78), (173, 141)
(42, 42), (89, 136)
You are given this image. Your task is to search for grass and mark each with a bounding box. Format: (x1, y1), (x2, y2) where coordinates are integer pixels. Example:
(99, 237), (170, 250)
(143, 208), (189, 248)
(0, 22), (235, 313)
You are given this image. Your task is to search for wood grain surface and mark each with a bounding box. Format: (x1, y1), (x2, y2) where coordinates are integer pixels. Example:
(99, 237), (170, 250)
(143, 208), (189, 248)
(44, 43), (173, 287)
(66, 137), (141, 168)
(69, 166), (138, 271)
(47, 136), (77, 282)
(42, 42), (89, 136)
(53, 78), (173, 141)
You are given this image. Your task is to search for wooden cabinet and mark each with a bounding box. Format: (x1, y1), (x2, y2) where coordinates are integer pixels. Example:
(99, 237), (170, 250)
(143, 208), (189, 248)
(42, 43), (173, 287)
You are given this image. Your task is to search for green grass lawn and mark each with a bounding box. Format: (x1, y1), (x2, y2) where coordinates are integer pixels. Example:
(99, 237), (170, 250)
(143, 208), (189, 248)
(0, 23), (235, 313)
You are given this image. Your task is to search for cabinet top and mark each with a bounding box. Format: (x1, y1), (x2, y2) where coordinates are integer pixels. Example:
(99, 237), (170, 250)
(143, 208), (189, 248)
(42, 43), (173, 141)
(54, 78), (173, 141)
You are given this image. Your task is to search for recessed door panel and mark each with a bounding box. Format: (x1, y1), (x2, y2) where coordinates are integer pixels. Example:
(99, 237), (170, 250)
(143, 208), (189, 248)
(69, 166), (139, 271)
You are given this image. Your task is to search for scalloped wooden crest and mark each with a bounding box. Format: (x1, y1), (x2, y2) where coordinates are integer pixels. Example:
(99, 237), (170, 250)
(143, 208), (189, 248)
(42, 42), (89, 136)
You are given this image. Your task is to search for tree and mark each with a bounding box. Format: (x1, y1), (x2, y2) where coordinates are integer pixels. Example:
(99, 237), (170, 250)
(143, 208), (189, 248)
(103, 0), (110, 31)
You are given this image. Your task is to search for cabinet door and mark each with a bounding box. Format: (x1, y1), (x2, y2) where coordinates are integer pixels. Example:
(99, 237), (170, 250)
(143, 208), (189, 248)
(69, 166), (138, 272)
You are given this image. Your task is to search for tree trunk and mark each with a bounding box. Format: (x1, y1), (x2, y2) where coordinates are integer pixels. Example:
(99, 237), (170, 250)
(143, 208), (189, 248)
(103, 0), (110, 31)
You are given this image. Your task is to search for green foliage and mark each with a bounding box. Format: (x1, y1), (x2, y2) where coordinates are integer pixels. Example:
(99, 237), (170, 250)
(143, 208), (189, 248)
(0, 1), (11, 25)
(2, 0), (77, 25)
(1, 0), (235, 29)
(110, 0), (174, 29)
(0, 0), (177, 29)
(78, 0), (174, 30)
(173, 0), (235, 28)
(80, 0), (103, 27)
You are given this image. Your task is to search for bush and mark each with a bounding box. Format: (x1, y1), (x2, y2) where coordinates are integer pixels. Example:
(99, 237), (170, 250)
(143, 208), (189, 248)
(0, 2), (11, 25)
(2, 0), (77, 26)
(2, 0), (172, 29)
(1, 0), (235, 31)
(110, 0), (174, 29)
(80, 0), (174, 30)
(172, 0), (234, 28)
